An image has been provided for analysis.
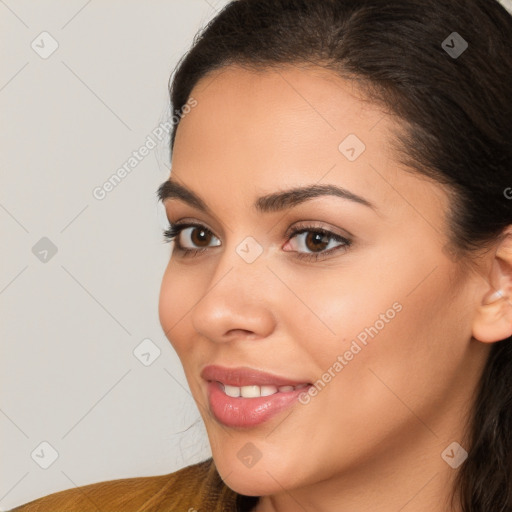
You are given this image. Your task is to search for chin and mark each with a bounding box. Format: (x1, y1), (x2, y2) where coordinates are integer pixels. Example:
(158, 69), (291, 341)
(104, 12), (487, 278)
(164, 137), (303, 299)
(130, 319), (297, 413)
(221, 468), (285, 497)
(214, 454), (298, 497)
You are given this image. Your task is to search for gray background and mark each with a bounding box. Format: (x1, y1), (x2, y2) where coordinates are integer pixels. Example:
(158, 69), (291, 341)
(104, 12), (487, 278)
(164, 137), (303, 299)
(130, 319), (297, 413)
(1, 0), (511, 509)
(0, 1), (230, 509)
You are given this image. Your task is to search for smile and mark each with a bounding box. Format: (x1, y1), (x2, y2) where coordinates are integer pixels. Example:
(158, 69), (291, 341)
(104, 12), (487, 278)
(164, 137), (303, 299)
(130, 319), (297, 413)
(218, 382), (308, 398)
(201, 365), (312, 428)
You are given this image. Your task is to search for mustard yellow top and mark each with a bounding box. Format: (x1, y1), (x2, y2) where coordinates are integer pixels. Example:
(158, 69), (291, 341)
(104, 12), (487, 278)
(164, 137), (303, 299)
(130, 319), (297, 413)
(8, 458), (259, 512)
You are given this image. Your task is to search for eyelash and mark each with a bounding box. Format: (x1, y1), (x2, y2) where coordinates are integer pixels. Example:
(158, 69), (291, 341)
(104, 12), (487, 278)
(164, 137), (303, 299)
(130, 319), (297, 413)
(162, 222), (352, 262)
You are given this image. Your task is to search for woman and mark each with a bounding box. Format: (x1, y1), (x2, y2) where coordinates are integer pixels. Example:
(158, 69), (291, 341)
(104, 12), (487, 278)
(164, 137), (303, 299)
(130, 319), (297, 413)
(10, 0), (512, 511)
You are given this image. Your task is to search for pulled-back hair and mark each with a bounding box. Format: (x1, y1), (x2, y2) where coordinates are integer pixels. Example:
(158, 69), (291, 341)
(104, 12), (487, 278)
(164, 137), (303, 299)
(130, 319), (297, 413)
(168, 1), (512, 510)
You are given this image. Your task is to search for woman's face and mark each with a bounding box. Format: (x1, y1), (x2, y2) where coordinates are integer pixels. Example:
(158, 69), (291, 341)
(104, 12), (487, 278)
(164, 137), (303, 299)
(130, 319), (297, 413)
(158, 65), (490, 501)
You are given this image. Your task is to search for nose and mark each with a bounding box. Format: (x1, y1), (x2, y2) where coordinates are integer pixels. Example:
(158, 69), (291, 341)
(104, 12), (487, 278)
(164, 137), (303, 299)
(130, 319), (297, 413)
(190, 249), (277, 344)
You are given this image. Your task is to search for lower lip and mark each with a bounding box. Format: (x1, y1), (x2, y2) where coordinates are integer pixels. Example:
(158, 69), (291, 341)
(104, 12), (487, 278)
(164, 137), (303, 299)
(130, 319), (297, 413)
(206, 381), (310, 429)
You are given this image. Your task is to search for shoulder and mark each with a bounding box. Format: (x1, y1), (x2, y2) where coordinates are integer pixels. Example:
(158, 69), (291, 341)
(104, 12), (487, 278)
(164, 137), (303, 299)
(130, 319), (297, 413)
(7, 458), (254, 512)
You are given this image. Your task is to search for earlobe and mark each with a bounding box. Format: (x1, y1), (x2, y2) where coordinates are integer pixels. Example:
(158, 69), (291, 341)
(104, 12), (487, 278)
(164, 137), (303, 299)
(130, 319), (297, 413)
(471, 227), (512, 344)
(472, 289), (512, 343)
(483, 289), (505, 305)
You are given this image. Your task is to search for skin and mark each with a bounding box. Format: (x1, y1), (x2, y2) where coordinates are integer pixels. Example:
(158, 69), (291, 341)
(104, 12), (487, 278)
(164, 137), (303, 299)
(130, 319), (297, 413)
(158, 65), (512, 512)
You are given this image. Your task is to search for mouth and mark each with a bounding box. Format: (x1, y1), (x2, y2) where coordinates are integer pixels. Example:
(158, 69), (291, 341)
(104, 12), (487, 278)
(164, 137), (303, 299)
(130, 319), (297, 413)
(201, 365), (313, 428)
(217, 381), (309, 398)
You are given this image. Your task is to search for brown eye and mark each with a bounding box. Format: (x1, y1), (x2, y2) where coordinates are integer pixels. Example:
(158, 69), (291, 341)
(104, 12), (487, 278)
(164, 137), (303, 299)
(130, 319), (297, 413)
(179, 225), (220, 249)
(304, 231), (330, 252)
(190, 227), (214, 247)
(163, 223), (221, 251)
(283, 226), (352, 260)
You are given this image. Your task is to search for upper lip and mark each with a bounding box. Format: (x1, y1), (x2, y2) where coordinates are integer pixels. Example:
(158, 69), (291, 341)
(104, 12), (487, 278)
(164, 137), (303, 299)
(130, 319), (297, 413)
(201, 365), (311, 387)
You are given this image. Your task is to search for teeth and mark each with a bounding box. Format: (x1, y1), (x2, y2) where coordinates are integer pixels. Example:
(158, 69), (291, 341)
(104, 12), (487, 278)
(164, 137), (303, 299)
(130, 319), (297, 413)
(223, 384), (241, 398)
(219, 382), (307, 398)
(241, 385), (260, 398)
(260, 385), (278, 396)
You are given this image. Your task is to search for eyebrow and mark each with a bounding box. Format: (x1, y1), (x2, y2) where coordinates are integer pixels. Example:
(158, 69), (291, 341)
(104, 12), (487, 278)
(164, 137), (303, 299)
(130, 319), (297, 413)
(156, 179), (376, 214)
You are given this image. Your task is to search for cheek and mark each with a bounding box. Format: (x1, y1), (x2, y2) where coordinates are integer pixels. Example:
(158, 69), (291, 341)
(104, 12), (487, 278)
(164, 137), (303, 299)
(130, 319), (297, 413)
(276, 261), (404, 367)
(158, 264), (197, 356)
(315, 265), (464, 424)
(284, 247), (461, 403)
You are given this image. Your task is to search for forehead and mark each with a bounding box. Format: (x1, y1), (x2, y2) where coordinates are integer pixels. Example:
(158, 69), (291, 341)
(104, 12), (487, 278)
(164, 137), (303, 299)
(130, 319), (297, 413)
(174, 66), (390, 181)
(170, 65), (449, 230)
(176, 64), (388, 151)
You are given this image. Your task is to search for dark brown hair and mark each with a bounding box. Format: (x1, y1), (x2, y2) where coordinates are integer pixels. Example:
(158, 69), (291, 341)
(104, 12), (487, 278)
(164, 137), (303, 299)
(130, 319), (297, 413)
(166, 1), (512, 510)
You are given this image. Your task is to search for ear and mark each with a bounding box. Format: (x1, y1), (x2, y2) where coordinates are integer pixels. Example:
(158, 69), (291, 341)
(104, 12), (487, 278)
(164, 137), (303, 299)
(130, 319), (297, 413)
(472, 226), (512, 343)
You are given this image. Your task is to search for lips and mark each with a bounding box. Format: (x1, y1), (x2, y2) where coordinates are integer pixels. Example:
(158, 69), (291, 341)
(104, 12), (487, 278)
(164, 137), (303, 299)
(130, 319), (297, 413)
(201, 365), (313, 428)
(200, 365), (311, 387)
